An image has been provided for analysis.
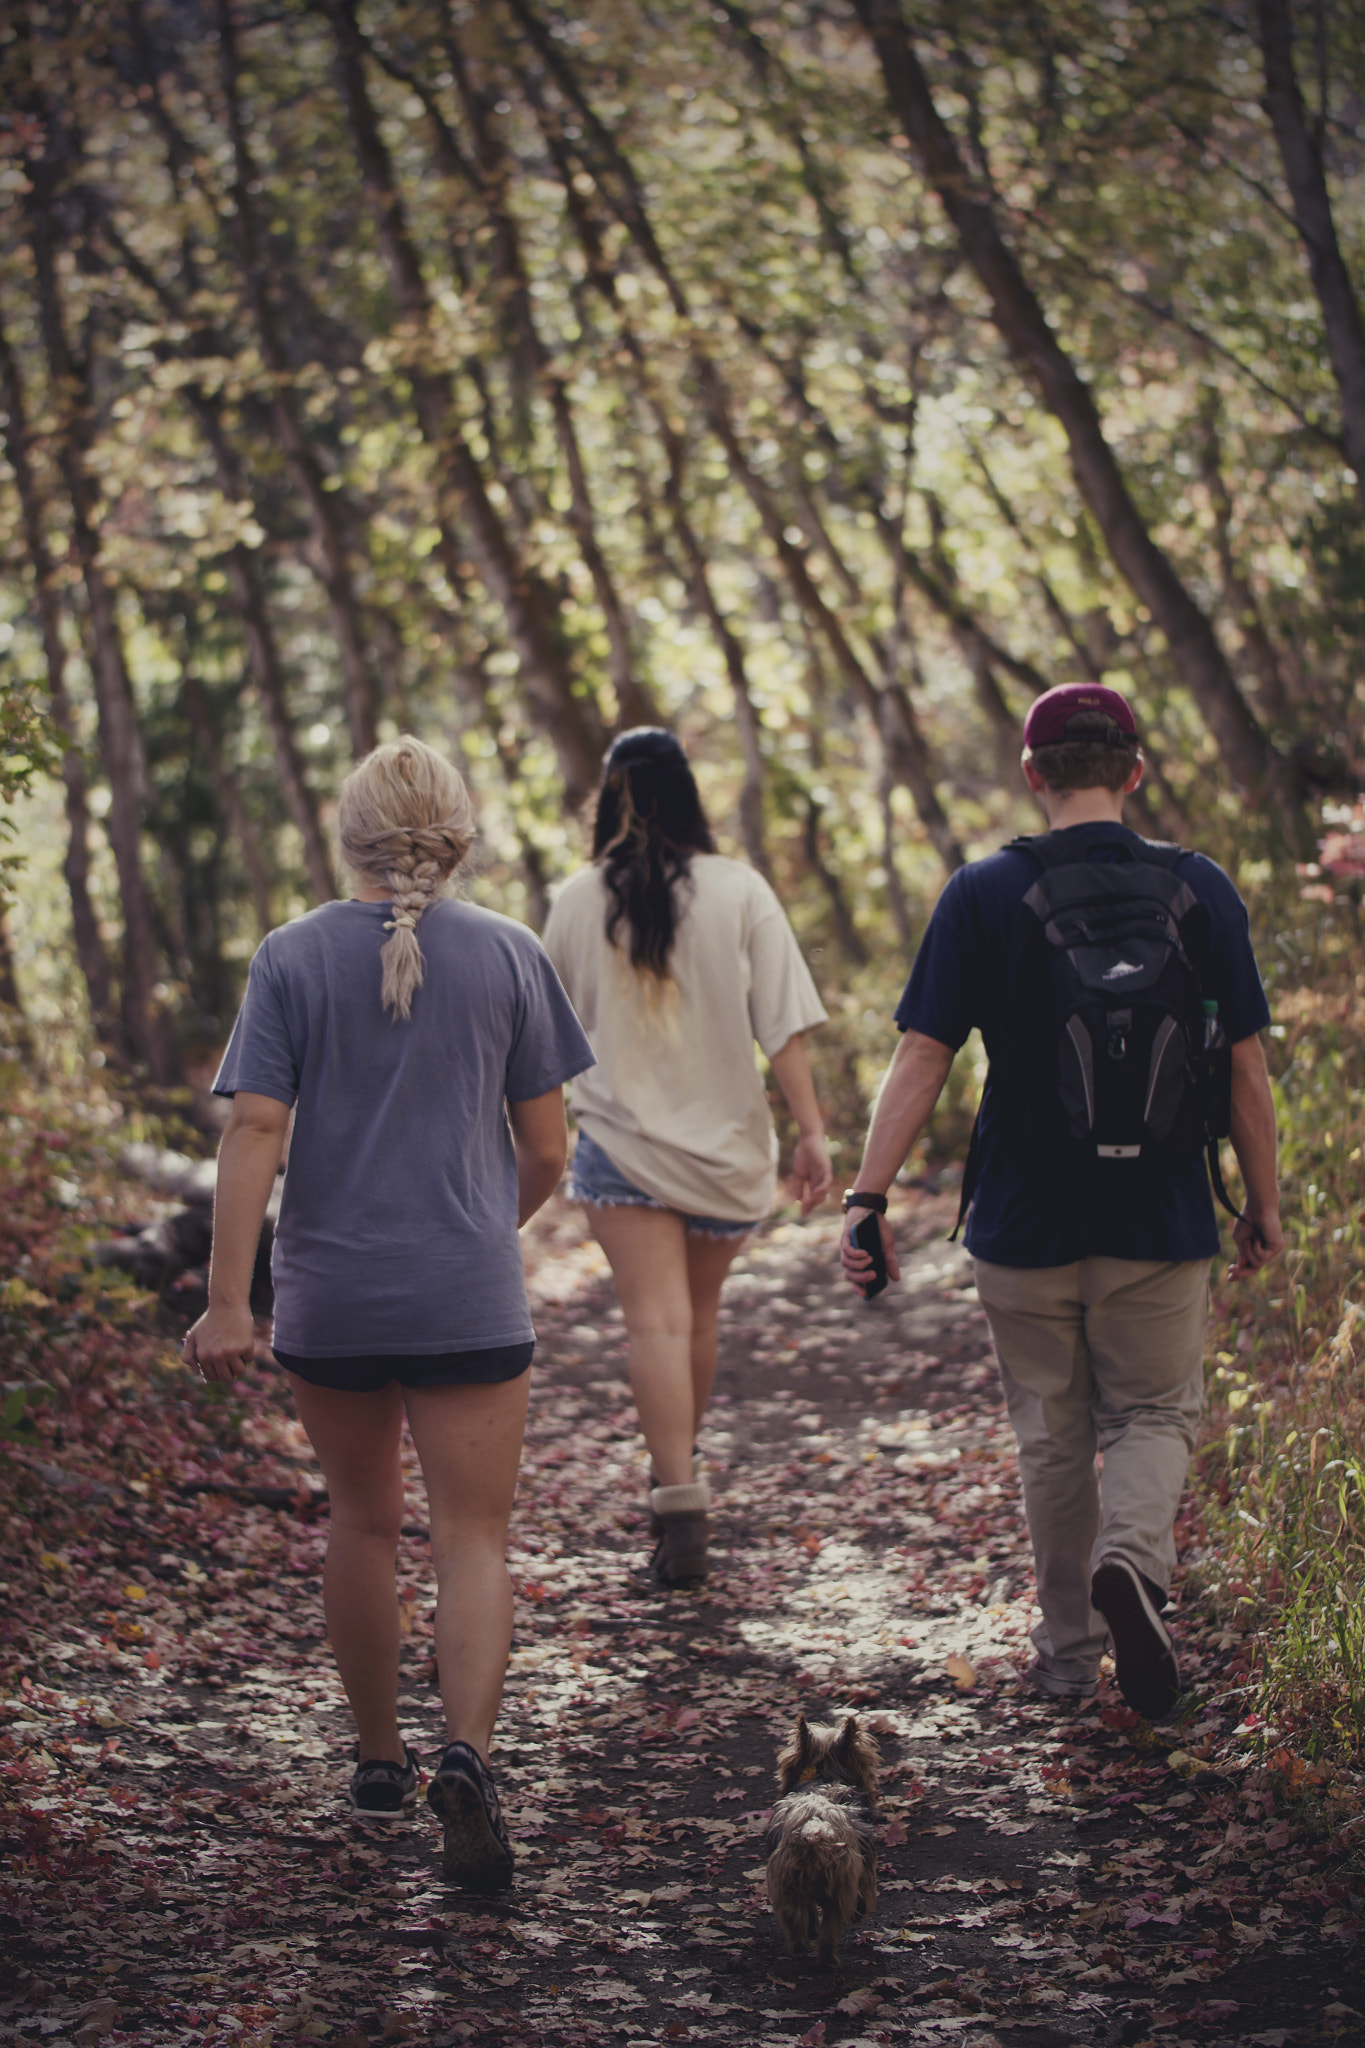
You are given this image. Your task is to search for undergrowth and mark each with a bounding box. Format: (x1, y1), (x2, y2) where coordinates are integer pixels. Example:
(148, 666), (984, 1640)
(1198, 851), (1365, 1769)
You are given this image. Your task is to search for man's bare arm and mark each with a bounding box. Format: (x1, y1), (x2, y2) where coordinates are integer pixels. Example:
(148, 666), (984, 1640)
(1226, 1033), (1283, 1278)
(840, 1030), (956, 1289)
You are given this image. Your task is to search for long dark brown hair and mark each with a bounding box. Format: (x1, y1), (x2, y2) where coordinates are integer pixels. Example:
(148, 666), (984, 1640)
(591, 729), (716, 977)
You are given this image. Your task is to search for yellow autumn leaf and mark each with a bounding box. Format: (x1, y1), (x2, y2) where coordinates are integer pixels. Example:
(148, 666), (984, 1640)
(945, 1654), (977, 1690)
(124, 1583), (147, 1601)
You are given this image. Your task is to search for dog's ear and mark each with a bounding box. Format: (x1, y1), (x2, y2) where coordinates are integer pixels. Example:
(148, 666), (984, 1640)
(835, 1715), (881, 1798)
(776, 1712), (813, 1793)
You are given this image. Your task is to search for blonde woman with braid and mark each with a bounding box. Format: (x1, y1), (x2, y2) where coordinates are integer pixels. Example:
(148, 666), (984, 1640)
(185, 738), (592, 1891)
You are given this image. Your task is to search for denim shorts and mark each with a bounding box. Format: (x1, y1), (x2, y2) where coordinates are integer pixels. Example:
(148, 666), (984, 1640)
(570, 1132), (756, 1241)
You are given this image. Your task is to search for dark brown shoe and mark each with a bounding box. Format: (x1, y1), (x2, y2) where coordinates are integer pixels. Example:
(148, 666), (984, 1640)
(649, 1480), (710, 1585)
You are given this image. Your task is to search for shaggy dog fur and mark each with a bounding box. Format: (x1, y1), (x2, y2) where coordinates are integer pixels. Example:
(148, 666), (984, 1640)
(765, 1713), (880, 1968)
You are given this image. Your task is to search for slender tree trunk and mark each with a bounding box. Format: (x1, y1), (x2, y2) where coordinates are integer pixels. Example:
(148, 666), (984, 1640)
(511, 26), (966, 867)
(851, 0), (1284, 808)
(659, 434), (771, 873)
(0, 300), (118, 1047)
(182, 676), (273, 937)
(0, 911), (26, 1022)
(217, 0), (380, 758)
(24, 173), (177, 1080)
(923, 490), (1023, 762)
(85, 207), (338, 901)
(434, 14), (657, 730)
(879, 769), (916, 955)
(322, 0), (606, 809)
(802, 797), (869, 966)
(1256, 0), (1365, 518)
(1197, 392), (1293, 725)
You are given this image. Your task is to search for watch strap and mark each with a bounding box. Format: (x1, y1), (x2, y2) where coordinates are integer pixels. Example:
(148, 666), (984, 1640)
(842, 1190), (888, 1215)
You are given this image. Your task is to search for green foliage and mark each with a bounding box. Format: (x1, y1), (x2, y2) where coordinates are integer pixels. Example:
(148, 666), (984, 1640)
(1198, 881), (1365, 1759)
(0, 676), (64, 901)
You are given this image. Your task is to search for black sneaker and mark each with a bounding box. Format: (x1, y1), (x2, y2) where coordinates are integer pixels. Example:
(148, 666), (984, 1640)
(1091, 1558), (1181, 1720)
(348, 1743), (420, 1818)
(426, 1740), (514, 1892)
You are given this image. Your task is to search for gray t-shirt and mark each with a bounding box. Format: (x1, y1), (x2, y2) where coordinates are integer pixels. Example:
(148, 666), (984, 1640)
(213, 899), (593, 1357)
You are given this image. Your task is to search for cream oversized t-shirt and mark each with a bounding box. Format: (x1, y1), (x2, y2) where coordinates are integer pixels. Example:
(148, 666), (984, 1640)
(542, 854), (828, 1221)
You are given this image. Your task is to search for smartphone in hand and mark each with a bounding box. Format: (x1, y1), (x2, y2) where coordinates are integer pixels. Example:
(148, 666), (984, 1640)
(851, 1211), (889, 1299)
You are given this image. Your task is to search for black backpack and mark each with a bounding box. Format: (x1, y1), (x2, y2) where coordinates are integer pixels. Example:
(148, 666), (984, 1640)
(953, 831), (1240, 1235)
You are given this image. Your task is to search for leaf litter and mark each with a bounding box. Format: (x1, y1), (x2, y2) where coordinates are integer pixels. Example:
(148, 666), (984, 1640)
(1, 1182), (1362, 2047)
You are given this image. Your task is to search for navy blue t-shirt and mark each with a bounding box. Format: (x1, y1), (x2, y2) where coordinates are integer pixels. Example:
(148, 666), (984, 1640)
(895, 823), (1270, 1267)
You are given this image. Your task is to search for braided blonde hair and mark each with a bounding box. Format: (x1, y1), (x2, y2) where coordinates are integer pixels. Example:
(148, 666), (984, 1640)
(337, 737), (476, 1020)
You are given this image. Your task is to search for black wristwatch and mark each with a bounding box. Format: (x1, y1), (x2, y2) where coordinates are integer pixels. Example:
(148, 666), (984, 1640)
(842, 1190), (888, 1215)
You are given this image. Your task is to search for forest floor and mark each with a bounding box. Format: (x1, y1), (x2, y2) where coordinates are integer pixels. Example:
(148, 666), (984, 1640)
(1, 1187), (1362, 2048)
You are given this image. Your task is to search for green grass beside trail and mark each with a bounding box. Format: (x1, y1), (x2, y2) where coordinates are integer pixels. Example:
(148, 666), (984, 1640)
(1199, 880), (1365, 1766)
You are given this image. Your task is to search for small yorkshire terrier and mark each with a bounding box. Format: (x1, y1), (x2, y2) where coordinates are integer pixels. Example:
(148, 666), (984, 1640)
(765, 1713), (880, 1969)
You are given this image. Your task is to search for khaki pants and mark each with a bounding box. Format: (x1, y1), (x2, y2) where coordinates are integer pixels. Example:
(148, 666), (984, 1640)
(973, 1256), (1210, 1690)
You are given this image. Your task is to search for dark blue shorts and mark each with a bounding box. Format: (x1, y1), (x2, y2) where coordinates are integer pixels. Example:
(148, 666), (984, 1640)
(273, 1342), (534, 1394)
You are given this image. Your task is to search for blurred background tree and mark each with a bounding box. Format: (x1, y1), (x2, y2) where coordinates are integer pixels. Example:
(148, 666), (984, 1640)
(1, 0), (1361, 1124)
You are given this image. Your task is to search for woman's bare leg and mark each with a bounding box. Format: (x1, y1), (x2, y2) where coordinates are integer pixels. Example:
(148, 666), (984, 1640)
(403, 1372), (531, 1763)
(287, 1375), (407, 1764)
(685, 1232), (746, 1432)
(588, 1207), (694, 1486)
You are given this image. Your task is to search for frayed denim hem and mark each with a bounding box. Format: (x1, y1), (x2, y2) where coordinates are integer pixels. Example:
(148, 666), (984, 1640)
(569, 1184), (756, 1241)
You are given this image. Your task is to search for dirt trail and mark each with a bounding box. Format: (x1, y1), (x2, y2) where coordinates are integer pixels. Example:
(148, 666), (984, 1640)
(1, 1192), (1359, 2048)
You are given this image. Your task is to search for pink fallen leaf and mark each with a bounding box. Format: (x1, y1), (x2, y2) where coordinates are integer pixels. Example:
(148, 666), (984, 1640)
(798, 2027), (826, 2047)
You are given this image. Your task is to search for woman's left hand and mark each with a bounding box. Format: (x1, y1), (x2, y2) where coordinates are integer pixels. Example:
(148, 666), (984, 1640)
(789, 1132), (833, 1216)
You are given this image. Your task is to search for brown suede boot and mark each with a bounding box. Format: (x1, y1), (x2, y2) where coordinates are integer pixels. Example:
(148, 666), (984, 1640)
(647, 1452), (703, 1539)
(649, 1479), (710, 1585)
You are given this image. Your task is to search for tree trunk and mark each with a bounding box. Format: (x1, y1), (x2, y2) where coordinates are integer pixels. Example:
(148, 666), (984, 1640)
(0, 911), (26, 1024)
(182, 676), (273, 938)
(217, 0), (380, 758)
(1197, 390), (1293, 725)
(0, 300), (118, 1048)
(851, 0), (1285, 808)
(511, 23), (967, 866)
(802, 798), (869, 966)
(434, 13), (657, 731)
(1256, 0), (1365, 519)
(23, 170), (177, 1081)
(660, 432), (772, 874)
(84, 205), (338, 903)
(323, 0), (606, 810)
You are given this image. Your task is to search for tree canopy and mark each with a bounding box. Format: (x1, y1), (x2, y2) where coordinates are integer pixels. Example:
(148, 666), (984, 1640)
(1, 0), (1362, 1075)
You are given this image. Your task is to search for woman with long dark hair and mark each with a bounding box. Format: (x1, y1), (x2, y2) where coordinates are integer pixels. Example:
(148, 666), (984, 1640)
(543, 729), (831, 1583)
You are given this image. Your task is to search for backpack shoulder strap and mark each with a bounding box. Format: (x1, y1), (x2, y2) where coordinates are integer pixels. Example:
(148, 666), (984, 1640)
(1008, 829), (1187, 873)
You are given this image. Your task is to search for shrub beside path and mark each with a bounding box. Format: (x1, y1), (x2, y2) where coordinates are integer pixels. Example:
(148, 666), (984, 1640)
(1, 1190), (1360, 2047)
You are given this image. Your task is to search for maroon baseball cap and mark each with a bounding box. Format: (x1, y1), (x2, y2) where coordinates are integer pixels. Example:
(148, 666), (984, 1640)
(1023, 683), (1138, 749)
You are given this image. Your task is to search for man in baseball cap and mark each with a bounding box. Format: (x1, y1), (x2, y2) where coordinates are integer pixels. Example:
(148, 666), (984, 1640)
(840, 681), (1282, 1721)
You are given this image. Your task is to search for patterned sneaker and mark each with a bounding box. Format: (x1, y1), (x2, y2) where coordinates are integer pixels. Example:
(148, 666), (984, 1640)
(426, 1740), (515, 1892)
(348, 1743), (420, 1818)
(1091, 1558), (1181, 1720)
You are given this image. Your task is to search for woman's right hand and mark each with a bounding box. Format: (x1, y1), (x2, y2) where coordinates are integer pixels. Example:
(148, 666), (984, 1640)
(789, 1131), (833, 1216)
(184, 1303), (257, 1384)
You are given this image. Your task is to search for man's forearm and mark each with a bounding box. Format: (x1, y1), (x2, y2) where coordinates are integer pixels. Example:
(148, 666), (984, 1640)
(1228, 1034), (1280, 1215)
(850, 1030), (956, 1195)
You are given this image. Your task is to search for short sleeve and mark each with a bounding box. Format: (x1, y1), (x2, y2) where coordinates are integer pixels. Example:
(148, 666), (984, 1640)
(893, 870), (978, 1050)
(744, 879), (828, 1059)
(212, 941), (300, 1105)
(504, 941), (595, 1102)
(1185, 855), (1271, 1043)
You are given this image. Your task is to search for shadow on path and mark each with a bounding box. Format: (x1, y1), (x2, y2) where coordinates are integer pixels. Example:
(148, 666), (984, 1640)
(1, 1193), (1359, 2046)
